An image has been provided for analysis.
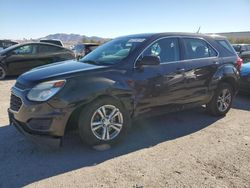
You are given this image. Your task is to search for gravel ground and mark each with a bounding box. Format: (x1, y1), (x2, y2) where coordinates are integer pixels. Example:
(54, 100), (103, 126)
(0, 78), (250, 188)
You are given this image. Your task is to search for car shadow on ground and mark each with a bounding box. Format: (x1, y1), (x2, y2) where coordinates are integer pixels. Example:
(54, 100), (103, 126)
(0, 76), (17, 81)
(0, 107), (221, 187)
(233, 93), (250, 111)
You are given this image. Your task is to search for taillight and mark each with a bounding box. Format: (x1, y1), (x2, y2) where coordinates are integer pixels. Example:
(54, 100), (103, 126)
(236, 57), (243, 70)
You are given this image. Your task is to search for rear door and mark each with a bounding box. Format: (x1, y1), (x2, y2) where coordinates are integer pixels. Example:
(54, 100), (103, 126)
(180, 37), (219, 103)
(38, 44), (66, 66)
(6, 44), (39, 75)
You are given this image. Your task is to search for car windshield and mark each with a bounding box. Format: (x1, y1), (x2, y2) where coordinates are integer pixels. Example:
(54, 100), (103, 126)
(80, 37), (146, 65)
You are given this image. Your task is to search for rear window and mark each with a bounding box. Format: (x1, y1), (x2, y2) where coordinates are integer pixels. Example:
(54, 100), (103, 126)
(216, 40), (235, 55)
(183, 38), (217, 60)
(39, 44), (63, 53)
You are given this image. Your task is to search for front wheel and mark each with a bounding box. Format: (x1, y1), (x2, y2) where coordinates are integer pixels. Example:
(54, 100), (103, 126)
(78, 97), (131, 146)
(206, 83), (234, 116)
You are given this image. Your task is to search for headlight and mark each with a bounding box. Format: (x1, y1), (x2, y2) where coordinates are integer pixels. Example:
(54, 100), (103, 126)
(27, 80), (66, 102)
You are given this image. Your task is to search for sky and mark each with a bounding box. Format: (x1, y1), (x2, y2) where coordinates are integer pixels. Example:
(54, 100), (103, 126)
(1, 0), (250, 40)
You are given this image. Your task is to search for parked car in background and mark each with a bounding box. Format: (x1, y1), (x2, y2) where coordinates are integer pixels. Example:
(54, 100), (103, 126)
(0, 42), (74, 79)
(8, 33), (240, 146)
(0, 40), (18, 52)
(73, 43), (99, 59)
(40, 39), (64, 46)
(232, 44), (250, 64)
(240, 62), (250, 93)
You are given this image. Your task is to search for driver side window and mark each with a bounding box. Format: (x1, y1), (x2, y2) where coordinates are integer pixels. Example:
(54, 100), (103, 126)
(13, 45), (38, 55)
(141, 38), (180, 63)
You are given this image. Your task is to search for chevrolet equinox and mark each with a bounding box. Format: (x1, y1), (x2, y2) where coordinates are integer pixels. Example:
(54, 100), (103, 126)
(8, 33), (241, 146)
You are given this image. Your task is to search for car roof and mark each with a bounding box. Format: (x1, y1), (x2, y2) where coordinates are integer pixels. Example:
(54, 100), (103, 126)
(75, 43), (99, 46)
(40, 39), (62, 41)
(0, 42), (67, 54)
(120, 32), (227, 40)
(83, 43), (99, 45)
(12, 42), (64, 48)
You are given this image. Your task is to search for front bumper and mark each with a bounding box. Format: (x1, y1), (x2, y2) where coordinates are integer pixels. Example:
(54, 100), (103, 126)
(9, 111), (62, 147)
(8, 86), (74, 146)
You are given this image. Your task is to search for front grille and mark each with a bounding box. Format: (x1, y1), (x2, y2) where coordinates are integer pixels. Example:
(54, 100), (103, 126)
(15, 82), (27, 90)
(10, 94), (22, 112)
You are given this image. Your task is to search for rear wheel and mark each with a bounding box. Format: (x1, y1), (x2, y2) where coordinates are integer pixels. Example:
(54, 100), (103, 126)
(206, 83), (234, 116)
(78, 97), (131, 146)
(0, 66), (6, 80)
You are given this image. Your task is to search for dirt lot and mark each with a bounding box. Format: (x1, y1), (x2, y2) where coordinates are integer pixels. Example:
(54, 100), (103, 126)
(0, 78), (250, 188)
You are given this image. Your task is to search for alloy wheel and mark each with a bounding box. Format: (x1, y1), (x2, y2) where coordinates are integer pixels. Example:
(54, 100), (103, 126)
(217, 89), (232, 112)
(90, 105), (123, 141)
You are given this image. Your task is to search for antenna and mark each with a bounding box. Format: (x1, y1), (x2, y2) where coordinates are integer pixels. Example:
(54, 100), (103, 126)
(196, 26), (201, 34)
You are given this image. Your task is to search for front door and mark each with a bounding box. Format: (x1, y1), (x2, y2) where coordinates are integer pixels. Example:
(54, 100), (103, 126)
(6, 44), (39, 75)
(132, 37), (187, 117)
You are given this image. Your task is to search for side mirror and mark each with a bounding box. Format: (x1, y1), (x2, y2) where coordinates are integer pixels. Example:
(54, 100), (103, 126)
(138, 56), (160, 67)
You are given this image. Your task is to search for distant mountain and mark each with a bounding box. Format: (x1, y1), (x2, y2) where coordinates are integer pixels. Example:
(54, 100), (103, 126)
(40, 33), (109, 44)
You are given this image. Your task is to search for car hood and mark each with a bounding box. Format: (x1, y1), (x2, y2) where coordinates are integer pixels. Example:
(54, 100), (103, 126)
(241, 62), (250, 77)
(18, 59), (106, 83)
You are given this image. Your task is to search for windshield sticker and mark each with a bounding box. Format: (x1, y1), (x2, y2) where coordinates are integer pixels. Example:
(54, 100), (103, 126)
(128, 38), (146, 43)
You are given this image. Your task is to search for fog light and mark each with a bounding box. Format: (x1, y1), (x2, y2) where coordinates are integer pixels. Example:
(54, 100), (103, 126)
(28, 118), (52, 131)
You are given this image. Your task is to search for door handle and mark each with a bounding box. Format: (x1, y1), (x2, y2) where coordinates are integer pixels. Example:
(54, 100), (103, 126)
(213, 61), (219, 65)
(176, 68), (185, 74)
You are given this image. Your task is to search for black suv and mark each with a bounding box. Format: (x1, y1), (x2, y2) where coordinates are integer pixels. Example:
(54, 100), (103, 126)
(8, 33), (240, 146)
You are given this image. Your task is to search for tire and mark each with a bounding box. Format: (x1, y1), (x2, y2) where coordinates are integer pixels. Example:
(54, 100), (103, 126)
(78, 97), (131, 146)
(206, 83), (234, 116)
(0, 65), (6, 80)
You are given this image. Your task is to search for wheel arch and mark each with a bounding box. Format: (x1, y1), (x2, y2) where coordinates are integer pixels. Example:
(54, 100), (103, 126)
(209, 64), (240, 93)
(219, 76), (239, 93)
(64, 91), (134, 133)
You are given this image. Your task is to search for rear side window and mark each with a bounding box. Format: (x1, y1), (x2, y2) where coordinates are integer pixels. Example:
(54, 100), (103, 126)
(142, 38), (180, 63)
(183, 38), (217, 60)
(39, 45), (63, 53)
(40, 40), (63, 46)
(216, 40), (235, 55)
(13, 44), (38, 55)
(246, 45), (250, 51)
